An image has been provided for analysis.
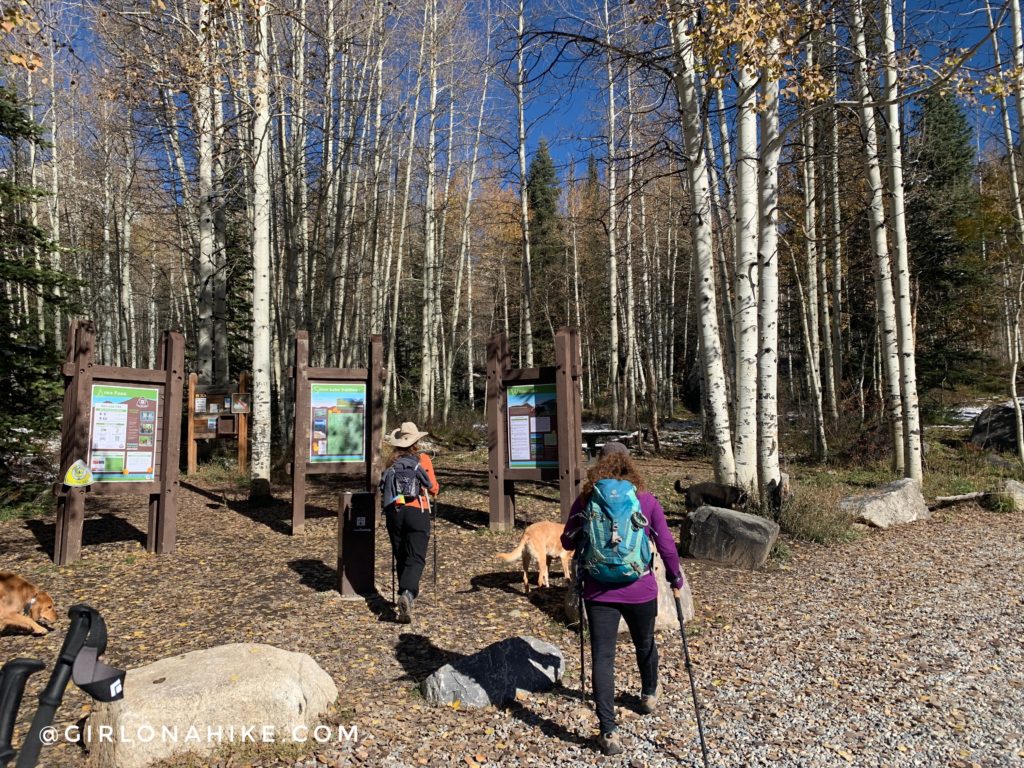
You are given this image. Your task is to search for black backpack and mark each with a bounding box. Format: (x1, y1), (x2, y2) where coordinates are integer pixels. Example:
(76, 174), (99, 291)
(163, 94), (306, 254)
(380, 454), (429, 506)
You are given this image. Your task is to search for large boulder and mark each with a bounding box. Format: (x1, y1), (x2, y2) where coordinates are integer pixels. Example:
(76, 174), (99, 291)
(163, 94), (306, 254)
(563, 554), (694, 631)
(839, 478), (930, 529)
(420, 636), (563, 708)
(970, 404), (1022, 452)
(685, 506), (780, 570)
(87, 644), (338, 768)
(997, 478), (1024, 512)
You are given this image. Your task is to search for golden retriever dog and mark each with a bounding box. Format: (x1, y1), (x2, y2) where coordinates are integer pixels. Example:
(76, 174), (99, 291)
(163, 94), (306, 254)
(496, 521), (573, 593)
(0, 572), (57, 636)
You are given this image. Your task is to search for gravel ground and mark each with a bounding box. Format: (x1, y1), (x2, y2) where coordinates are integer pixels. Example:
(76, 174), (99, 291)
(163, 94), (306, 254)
(2, 451), (1022, 768)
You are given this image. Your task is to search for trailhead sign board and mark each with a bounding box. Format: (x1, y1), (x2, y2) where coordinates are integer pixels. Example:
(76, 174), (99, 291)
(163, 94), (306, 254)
(487, 328), (583, 531)
(309, 382), (366, 463)
(54, 320), (184, 566)
(89, 384), (159, 482)
(186, 372), (251, 473)
(506, 383), (558, 468)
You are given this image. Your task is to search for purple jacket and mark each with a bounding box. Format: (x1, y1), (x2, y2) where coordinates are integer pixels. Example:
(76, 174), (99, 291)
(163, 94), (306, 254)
(561, 488), (685, 604)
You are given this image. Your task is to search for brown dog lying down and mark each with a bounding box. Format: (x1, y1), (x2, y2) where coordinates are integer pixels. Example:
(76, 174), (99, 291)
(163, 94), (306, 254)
(675, 480), (749, 511)
(496, 520), (573, 593)
(0, 571), (57, 635)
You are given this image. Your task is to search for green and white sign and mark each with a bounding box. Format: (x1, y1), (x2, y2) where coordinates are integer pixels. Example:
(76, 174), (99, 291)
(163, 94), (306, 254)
(89, 384), (160, 482)
(506, 383), (558, 468)
(309, 382), (366, 463)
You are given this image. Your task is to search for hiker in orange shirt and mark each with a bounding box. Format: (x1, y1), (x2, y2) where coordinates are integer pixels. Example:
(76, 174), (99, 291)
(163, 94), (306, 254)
(380, 422), (440, 623)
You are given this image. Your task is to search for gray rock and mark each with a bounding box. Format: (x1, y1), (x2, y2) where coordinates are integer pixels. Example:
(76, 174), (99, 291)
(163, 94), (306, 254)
(562, 554), (695, 631)
(87, 644), (338, 768)
(839, 478), (930, 529)
(685, 506), (780, 570)
(970, 404), (1022, 452)
(420, 636), (563, 708)
(997, 478), (1024, 512)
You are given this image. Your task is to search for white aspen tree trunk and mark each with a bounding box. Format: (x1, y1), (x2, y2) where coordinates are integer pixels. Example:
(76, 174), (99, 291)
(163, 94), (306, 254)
(705, 119), (736, 392)
(733, 53), (759, 490)
(250, 0), (273, 497)
(667, 2), (736, 483)
(382, 6), (429, 428)
(419, 0), (439, 422)
(213, 80), (230, 386)
(882, 0), (923, 481)
(196, 0), (216, 383)
(1012, 0), (1024, 149)
(101, 131), (115, 363)
(47, 40), (62, 346)
(27, 72), (44, 338)
(800, 118), (826, 458)
(623, 68), (639, 424)
(829, 19), (844, 401)
(757, 51), (782, 500)
(852, 0), (904, 472)
(516, 0), (535, 368)
(120, 154), (136, 368)
(148, 257), (156, 370)
(604, 0), (620, 425)
(791, 251), (828, 458)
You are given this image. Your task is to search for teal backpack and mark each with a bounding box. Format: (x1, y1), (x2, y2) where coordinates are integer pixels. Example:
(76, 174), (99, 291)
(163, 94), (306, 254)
(580, 478), (652, 584)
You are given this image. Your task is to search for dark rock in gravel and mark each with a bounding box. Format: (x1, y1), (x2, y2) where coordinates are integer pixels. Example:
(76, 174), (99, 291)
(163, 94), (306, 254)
(684, 506), (780, 570)
(420, 636), (564, 708)
(970, 404), (1022, 452)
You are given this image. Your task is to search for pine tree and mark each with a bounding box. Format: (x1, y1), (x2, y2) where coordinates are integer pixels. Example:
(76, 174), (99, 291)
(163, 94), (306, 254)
(525, 139), (564, 351)
(0, 84), (75, 477)
(906, 92), (991, 391)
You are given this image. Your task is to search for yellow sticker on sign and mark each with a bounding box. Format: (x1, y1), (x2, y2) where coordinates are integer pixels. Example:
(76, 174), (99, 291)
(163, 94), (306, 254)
(64, 459), (94, 487)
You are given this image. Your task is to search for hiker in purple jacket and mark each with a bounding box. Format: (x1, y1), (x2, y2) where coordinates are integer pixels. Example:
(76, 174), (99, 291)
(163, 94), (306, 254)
(561, 441), (685, 756)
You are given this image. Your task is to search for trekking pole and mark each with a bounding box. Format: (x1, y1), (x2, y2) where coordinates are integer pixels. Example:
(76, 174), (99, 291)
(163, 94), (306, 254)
(0, 660), (45, 767)
(573, 555), (586, 704)
(675, 595), (710, 768)
(428, 494), (437, 587)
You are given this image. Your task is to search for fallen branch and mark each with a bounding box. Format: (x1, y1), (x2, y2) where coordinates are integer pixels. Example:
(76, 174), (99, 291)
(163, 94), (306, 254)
(928, 491), (990, 511)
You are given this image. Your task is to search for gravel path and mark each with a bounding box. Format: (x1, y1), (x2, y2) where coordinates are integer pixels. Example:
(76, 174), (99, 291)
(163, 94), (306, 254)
(2, 454), (1022, 767)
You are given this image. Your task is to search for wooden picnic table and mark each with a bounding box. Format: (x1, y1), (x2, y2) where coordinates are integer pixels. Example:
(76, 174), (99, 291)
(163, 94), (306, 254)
(580, 428), (638, 457)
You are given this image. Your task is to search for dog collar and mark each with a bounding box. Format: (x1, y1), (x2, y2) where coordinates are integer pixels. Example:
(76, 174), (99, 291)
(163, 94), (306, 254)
(23, 595), (37, 617)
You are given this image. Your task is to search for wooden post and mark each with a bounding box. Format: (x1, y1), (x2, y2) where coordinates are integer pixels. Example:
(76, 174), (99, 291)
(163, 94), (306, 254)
(487, 333), (515, 530)
(555, 328), (583, 520)
(55, 320), (95, 566)
(186, 373), (198, 474)
(152, 330), (185, 554)
(367, 335), (384, 523)
(291, 332), (310, 535)
(237, 371), (250, 471)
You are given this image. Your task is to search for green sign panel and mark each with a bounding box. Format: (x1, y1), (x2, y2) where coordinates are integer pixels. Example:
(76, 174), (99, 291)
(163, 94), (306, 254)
(89, 384), (160, 482)
(506, 383), (558, 468)
(309, 382), (366, 463)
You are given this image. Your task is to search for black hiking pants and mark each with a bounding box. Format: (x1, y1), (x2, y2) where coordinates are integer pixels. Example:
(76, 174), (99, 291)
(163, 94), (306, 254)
(385, 503), (431, 599)
(585, 597), (659, 734)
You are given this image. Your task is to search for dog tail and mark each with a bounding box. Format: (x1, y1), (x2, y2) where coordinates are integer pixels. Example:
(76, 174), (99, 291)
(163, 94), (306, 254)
(496, 533), (529, 562)
(674, 479), (686, 495)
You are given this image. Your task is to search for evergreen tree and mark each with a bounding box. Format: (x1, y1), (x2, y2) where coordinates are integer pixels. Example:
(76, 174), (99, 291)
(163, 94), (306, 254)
(525, 139), (564, 348)
(906, 92), (991, 391)
(0, 83), (75, 482)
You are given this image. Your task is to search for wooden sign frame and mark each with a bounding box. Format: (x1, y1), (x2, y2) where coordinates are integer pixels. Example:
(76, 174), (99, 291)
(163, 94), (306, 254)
(288, 331), (384, 535)
(53, 319), (185, 565)
(486, 327), (583, 530)
(185, 371), (250, 474)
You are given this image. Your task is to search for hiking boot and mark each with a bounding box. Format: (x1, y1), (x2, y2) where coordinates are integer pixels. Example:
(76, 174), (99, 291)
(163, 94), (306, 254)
(596, 732), (623, 756)
(639, 686), (659, 714)
(397, 591), (413, 624)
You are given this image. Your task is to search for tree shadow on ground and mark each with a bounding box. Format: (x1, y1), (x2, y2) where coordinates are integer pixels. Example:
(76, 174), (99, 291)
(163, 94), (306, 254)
(24, 513), (145, 555)
(393, 633), (589, 748)
(181, 481), (334, 535)
(433, 502), (490, 531)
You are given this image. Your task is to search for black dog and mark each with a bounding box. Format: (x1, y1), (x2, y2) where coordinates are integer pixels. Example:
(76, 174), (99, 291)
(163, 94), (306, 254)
(674, 480), (749, 511)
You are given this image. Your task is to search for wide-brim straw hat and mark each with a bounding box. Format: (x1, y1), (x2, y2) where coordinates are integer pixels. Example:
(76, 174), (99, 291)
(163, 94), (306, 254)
(387, 421), (429, 448)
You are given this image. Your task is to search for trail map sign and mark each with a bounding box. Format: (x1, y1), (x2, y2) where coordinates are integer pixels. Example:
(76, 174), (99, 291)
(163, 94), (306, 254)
(506, 383), (558, 468)
(186, 372), (250, 474)
(486, 328), (583, 531)
(89, 385), (159, 482)
(54, 320), (184, 566)
(309, 382), (366, 463)
(288, 331), (384, 537)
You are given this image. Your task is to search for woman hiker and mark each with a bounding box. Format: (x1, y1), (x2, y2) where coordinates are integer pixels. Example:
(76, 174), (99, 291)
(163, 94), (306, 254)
(380, 421), (440, 624)
(561, 441), (685, 756)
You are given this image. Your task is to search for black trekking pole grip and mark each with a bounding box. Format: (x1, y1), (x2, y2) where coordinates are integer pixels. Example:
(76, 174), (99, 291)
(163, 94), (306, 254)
(0, 659), (46, 768)
(675, 595), (710, 768)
